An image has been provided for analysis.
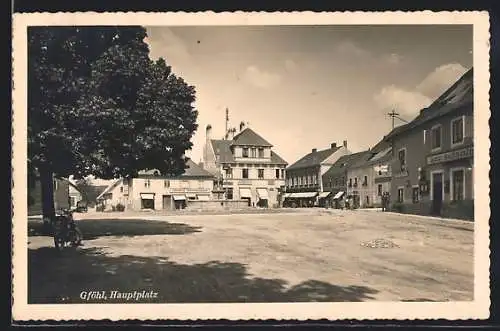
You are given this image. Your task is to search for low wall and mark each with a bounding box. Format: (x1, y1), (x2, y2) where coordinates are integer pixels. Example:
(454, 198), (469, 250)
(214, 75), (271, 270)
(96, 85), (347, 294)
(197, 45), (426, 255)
(186, 199), (251, 211)
(390, 200), (474, 221)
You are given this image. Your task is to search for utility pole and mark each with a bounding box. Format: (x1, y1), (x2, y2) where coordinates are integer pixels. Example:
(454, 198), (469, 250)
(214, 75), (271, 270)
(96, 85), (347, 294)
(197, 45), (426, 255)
(387, 110), (400, 130)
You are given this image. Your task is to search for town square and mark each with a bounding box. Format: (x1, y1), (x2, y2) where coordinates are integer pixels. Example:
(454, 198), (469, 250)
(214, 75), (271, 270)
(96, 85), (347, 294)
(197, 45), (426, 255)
(13, 11), (490, 321)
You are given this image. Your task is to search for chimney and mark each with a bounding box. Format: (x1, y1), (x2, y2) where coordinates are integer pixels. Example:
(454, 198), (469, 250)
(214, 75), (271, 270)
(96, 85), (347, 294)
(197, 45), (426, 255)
(206, 124), (212, 141)
(312, 148), (317, 153)
(239, 121), (246, 132)
(330, 142), (337, 149)
(343, 140), (347, 148)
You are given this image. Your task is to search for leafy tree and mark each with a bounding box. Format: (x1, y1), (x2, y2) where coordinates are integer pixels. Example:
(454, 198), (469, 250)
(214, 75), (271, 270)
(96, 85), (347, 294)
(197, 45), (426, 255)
(28, 26), (198, 224)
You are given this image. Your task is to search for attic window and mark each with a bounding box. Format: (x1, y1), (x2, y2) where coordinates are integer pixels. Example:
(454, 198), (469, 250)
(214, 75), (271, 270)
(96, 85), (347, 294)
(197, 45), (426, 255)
(153, 170), (160, 176)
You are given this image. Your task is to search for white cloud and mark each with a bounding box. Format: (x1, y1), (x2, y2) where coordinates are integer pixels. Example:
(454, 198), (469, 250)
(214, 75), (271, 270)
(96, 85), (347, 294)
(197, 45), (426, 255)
(416, 63), (468, 100)
(242, 65), (281, 89)
(373, 85), (432, 117)
(373, 62), (469, 117)
(145, 27), (193, 66)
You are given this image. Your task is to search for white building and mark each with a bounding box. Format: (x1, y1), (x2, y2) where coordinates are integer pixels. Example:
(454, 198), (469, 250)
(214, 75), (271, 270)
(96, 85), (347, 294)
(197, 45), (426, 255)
(203, 123), (288, 208)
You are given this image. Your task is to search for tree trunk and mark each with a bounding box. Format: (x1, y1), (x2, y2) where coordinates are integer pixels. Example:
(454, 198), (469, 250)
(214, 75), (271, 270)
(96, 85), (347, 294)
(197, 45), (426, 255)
(39, 166), (55, 234)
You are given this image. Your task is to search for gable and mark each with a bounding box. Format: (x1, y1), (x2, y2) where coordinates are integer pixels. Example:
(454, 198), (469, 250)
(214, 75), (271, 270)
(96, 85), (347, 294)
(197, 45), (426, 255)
(231, 128), (273, 147)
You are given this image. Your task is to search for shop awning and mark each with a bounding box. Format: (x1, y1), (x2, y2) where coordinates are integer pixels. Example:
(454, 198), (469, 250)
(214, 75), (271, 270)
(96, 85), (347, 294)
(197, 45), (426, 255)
(289, 192), (318, 199)
(239, 188), (252, 198)
(333, 191), (345, 200)
(197, 194), (210, 201)
(257, 188), (269, 199)
(140, 193), (155, 200)
(186, 193), (197, 199)
(173, 195), (186, 201)
(318, 191), (332, 199)
(283, 193), (292, 198)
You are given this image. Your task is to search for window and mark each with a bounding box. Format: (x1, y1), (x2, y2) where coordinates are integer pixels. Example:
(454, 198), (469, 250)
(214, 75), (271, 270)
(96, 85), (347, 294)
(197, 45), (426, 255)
(225, 168), (233, 179)
(349, 178), (352, 187)
(423, 129), (427, 144)
(242, 168), (249, 179)
(398, 149), (406, 167)
(354, 177), (358, 187)
(275, 169), (280, 179)
(397, 188), (404, 203)
(242, 148), (249, 158)
(164, 180), (170, 188)
(305, 176), (309, 185)
(281, 169), (285, 179)
(258, 148), (264, 158)
(153, 170), (160, 176)
(53, 179), (58, 190)
(251, 148), (257, 158)
(329, 179), (333, 187)
(226, 188), (233, 200)
(292, 177), (296, 186)
(366, 196), (369, 205)
(377, 184), (382, 196)
(412, 187), (419, 203)
(144, 179), (151, 188)
(363, 175), (368, 186)
(451, 117), (464, 145)
(258, 169), (264, 179)
(313, 175), (317, 185)
(120, 186), (124, 193)
(452, 169), (465, 201)
(334, 178), (338, 187)
(431, 125), (442, 150)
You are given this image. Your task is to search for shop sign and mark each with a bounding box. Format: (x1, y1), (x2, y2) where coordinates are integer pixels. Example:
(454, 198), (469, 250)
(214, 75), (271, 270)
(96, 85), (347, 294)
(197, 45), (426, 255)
(427, 146), (473, 165)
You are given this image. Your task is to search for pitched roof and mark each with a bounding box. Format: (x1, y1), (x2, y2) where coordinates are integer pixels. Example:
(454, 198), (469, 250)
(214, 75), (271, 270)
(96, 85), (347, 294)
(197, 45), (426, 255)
(231, 127), (273, 147)
(322, 151), (372, 178)
(287, 146), (341, 171)
(385, 68), (473, 140)
(210, 139), (288, 165)
(350, 146), (393, 170)
(180, 159), (215, 178)
(96, 178), (123, 200)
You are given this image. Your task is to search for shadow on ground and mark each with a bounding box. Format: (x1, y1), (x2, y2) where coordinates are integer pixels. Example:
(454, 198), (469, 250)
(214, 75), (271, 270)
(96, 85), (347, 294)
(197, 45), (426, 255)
(28, 247), (378, 304)
(28, 219), (202, 240)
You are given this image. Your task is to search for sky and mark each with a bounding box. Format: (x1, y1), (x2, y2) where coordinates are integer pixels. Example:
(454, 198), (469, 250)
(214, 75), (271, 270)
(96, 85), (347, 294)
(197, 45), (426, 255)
(144, 25), (473, 165)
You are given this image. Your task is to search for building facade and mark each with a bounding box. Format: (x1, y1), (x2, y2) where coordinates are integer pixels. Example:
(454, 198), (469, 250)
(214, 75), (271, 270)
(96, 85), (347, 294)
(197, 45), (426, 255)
(322, 151), (370, 208)
(284, 140), (351, 207)
(346, 145), (392, 208)
(96, 159), (215, 211)
(385, 68), (474, 220)
(203, 124), (288, 208)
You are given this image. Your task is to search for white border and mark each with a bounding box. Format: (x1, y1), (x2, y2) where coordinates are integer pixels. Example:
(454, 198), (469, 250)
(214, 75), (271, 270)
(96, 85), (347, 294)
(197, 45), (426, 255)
(12, 11), (490, 321)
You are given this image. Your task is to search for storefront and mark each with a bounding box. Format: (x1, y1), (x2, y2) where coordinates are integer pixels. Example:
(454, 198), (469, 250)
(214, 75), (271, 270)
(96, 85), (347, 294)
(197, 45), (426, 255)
(256, 188), (269, 208)
(284, 192), (318, 208)
(425, 145), (473, 216)
(140, 193), (155, 210)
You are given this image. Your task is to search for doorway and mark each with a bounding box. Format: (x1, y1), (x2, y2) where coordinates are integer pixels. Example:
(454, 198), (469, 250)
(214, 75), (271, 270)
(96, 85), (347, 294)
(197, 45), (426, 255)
(431, 172), (443, 216)
(162, 195), (172, 210)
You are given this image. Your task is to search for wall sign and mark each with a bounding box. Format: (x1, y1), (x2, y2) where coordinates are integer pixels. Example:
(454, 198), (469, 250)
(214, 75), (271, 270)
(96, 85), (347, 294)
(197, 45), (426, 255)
(427, 146), (473, 165)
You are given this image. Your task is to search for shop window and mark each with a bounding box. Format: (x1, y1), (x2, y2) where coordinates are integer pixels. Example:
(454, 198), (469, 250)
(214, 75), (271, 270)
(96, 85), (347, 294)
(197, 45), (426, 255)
(431, 125), (442, 150)
(412, 187), (419, 203)
(451, 116), (464, 145)
(452, 169), (465, 201)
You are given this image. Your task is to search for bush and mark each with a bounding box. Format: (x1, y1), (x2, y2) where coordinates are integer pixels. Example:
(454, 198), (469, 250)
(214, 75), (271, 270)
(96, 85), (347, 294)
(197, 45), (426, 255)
(96, 204), (105, 212)
(115, 203), (125, 212)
